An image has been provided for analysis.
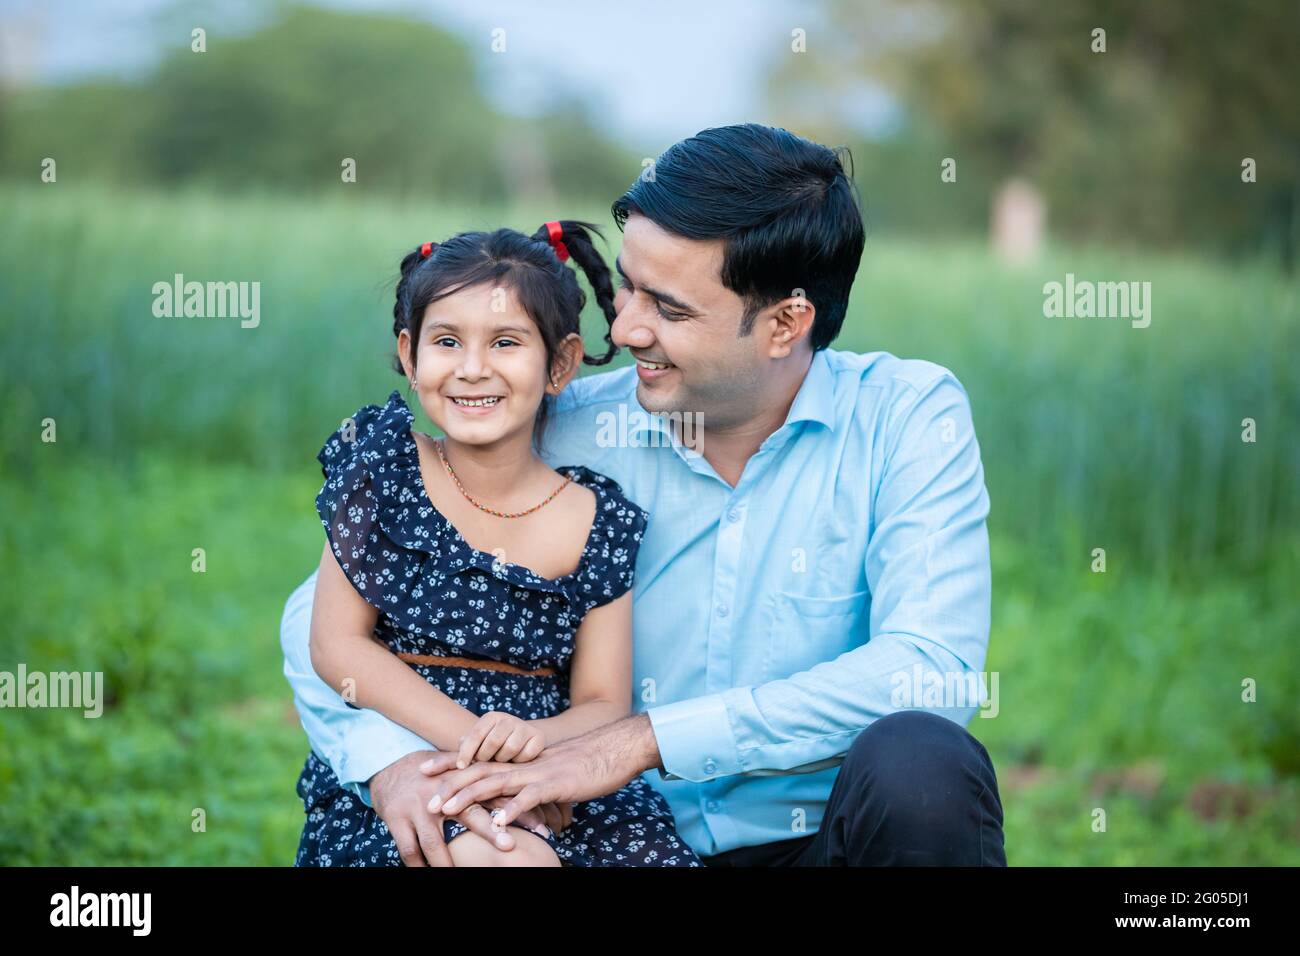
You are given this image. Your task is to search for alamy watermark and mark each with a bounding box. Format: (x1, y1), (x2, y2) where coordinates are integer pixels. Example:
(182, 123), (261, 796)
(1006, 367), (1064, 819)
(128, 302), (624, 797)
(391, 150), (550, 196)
(1043, 272), (1151, 328)
(595, 403), (704, 455)
(50, 886), (150, 935)
(152, 273), (261, 328)
(890, 664), (999, 718)
(1, 665), (104, 717)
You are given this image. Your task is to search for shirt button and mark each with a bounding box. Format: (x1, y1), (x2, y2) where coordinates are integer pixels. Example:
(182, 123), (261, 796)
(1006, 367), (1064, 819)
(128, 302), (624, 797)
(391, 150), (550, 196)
(703, 759), (717, 775)
(727, 509), (740, 523)
(716, 604), (729, 617)
(705, 800), (721, 813)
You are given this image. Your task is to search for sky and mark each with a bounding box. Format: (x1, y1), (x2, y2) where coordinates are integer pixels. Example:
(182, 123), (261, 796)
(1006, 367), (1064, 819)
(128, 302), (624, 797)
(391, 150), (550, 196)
(0, 0), (819, 150)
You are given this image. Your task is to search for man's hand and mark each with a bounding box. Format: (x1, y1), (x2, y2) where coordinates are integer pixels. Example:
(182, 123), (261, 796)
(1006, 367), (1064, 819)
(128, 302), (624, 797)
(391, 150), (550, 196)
(369, 750), (556, 866)
(419, 714), (660, 830)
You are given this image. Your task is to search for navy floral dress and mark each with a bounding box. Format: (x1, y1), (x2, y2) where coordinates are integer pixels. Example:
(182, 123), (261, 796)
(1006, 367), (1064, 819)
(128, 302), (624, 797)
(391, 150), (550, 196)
(293, 391), (702, 867)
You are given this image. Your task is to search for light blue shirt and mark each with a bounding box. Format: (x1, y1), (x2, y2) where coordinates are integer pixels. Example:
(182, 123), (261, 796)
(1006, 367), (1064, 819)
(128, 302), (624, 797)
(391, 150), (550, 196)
(280, 348), (991, 857)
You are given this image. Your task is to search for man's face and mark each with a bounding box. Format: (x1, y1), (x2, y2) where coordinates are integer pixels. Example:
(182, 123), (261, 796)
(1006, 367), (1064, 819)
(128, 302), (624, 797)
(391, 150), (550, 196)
(610, 213), (771, 428)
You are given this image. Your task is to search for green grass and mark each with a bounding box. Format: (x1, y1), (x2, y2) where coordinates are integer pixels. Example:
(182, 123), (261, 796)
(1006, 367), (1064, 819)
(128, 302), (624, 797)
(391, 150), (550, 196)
(0, 457), (317, 864)
(1, 182), (1297, 864)
(3, 182), (1294, 574)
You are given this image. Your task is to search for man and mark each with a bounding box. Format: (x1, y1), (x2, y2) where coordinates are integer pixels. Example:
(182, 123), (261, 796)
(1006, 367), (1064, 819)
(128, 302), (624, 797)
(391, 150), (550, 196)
(281, 123), (1006, 866)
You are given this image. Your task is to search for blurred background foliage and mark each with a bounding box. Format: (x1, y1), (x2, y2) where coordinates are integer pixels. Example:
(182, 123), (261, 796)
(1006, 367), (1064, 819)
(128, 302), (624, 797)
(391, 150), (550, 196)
(0, 4), (636, 205)
(0, 0), (1297, 865)
(3, 1), (1295, 262)
(772, 0), (1299, 264)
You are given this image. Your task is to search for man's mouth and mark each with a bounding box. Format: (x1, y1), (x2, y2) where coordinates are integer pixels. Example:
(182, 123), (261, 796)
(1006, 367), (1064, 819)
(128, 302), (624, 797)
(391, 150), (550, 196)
(635, 358), (673, 371)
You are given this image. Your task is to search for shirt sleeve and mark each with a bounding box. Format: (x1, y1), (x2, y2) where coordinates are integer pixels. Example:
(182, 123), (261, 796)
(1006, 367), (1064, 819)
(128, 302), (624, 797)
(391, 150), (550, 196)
(280, 568), (438, 806)
(645, 372), (992, 782)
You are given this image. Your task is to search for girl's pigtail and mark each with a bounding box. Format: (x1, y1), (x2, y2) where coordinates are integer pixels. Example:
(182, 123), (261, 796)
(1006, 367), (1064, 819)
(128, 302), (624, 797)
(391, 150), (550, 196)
(391, 242), (436, 374)
(540, 220), (620, 366)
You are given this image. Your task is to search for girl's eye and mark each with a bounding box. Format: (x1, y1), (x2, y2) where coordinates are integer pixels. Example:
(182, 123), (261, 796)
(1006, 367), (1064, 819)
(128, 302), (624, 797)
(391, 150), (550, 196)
(432, 336), (518, 348)
(618, 276), (633, 292)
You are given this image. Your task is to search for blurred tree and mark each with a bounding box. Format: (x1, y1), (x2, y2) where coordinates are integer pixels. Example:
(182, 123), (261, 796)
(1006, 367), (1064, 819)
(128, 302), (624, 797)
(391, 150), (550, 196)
(769, 0), (1298, 266)
(0, 4), (636, 205)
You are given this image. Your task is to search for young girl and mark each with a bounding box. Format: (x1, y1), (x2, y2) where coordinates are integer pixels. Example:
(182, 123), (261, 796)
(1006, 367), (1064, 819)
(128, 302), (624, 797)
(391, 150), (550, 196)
(293, 220), (701, 867)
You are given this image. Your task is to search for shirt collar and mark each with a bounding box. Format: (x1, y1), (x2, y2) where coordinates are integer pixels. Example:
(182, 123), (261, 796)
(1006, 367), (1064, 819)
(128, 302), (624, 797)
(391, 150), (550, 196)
(629, 348), (836, 439)
(781, 348), (837, 431)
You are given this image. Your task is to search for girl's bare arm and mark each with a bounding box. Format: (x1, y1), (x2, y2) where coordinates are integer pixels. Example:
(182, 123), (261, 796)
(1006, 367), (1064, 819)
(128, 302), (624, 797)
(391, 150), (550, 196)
(308, 541), (479, 752)
(531, 590), (633, 745)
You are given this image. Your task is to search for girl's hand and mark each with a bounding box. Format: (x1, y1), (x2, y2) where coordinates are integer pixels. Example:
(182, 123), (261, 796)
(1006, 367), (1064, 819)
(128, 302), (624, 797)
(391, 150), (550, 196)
(457, 711), (546, 767)
(482, 796), (573, 839)
(538, 800), (574, 836)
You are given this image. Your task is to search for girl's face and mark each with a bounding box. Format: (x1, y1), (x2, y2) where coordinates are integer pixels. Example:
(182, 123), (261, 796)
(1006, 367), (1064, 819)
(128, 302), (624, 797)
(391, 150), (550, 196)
(399, 283), (557, 448)
(395, 282), (559, 450)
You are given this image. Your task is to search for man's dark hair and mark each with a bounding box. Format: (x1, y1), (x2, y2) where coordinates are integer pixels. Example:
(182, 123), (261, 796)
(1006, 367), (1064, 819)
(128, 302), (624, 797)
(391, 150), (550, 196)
(611, 124), (865, 351)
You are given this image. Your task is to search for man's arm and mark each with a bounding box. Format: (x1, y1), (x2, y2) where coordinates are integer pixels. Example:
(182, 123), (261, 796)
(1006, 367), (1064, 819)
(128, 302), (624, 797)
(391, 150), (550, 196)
(280, 569), (438, 806)
(645, 371), (992, 783)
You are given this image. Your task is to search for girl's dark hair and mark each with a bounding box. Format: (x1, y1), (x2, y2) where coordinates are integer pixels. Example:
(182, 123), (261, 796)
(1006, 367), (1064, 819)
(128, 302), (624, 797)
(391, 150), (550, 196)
(391, 220), (619, 451)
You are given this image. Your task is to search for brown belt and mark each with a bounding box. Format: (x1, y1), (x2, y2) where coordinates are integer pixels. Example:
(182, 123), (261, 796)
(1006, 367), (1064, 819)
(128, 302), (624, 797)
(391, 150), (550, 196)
(395, 651), (557, 678)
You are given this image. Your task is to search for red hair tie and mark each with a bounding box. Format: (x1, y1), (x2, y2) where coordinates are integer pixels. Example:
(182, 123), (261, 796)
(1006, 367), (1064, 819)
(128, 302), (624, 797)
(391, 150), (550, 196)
(544, 221), (570, 262)
(419, 241), (434, 259)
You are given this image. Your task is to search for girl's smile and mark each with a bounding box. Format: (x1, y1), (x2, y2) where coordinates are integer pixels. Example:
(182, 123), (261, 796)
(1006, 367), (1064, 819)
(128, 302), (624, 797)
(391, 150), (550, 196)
(447, 394), (505, 414)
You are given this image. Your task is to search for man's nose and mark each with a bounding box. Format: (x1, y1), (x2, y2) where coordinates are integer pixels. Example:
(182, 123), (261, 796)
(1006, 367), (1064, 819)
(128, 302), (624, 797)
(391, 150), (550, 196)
(610, 297), (655, 350)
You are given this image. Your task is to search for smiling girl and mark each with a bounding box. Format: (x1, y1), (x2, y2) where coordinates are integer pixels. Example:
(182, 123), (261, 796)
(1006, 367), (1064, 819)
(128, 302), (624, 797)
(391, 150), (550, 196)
(293, 221), (701, 867)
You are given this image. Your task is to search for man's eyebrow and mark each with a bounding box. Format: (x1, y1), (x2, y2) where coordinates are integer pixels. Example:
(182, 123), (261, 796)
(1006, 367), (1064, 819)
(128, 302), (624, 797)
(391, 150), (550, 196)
(615, 256), (700, 315)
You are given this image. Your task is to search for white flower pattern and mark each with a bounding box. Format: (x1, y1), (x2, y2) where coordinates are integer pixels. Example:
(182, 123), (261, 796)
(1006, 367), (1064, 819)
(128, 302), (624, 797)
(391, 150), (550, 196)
(293, 391), (701, 867)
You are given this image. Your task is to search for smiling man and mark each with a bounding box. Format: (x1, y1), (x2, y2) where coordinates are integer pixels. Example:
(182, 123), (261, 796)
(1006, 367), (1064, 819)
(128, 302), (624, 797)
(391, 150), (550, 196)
(281, 123), (1006, 866)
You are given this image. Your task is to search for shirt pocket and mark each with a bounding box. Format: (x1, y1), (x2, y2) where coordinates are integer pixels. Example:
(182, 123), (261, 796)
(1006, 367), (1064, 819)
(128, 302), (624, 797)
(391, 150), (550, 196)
(765, 589), (870, 680)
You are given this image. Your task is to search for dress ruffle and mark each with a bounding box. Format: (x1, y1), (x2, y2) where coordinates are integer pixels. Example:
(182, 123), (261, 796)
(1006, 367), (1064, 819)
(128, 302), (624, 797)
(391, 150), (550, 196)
(315, 390), (648, 628)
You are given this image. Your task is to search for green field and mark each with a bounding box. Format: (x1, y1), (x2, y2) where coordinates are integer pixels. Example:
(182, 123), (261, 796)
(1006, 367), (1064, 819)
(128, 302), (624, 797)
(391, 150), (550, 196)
(1, 182), (1297, 864)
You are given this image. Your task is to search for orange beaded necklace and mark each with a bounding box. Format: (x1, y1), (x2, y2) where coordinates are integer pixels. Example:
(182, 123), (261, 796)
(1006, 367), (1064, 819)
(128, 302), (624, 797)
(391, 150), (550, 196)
(435, 439), (572, 519)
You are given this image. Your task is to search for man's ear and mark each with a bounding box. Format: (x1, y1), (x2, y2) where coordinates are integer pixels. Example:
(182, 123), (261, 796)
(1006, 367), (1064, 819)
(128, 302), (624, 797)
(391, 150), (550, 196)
(765, 294), (816, 358)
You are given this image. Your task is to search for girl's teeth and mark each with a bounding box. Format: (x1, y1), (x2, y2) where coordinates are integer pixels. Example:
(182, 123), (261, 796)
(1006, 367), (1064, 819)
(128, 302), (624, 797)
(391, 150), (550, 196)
(452, 397), (500, 407)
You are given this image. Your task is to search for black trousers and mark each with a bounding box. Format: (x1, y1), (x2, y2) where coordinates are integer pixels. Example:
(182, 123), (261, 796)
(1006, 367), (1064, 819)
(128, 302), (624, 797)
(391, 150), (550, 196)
(698, 710), (1007, 866)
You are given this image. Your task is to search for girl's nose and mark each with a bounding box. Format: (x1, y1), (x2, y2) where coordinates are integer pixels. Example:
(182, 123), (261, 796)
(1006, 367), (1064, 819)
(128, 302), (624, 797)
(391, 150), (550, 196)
(457, 346), (489, 379)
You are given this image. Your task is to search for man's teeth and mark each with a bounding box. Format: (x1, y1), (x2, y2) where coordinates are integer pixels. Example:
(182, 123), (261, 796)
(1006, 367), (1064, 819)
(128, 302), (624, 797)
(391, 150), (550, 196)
(451, 396), (501, 407)
(637, 359), (672, 370)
